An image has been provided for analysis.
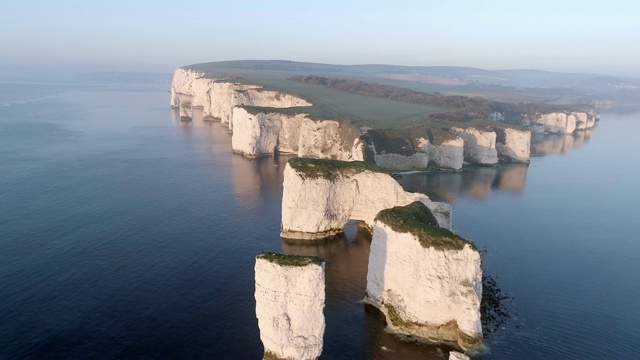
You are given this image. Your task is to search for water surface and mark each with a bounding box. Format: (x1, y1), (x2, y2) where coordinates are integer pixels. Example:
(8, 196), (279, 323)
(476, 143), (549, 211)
(1, 81), (638, 359)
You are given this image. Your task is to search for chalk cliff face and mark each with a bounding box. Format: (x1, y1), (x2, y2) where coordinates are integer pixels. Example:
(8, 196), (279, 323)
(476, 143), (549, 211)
(365, 203), (482, 351)
(231, 107), (364, 160)
(297, 119), (364, 161)
(373, 151), (429, 170)
(255, 252), (325, 360)
(450, 127), (498, 165)
(361, 131), (430, 171)
(170, 68), (311, 126)
(281, 159), (451, 240)
(374, 137), (430, 171)
(492, 126), (531, 162)
(532, 113), (576, 134)
(530, 112), (597, 134)
(428, 131), (464, 170)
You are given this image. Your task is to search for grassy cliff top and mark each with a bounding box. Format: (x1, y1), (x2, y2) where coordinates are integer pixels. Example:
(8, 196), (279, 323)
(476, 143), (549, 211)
(360, 128), (431, 155)
(376, 202), (477, 251)
(288, 158), (383, 180)
(256, 251), (323, 267)
(181, 60), (595, 132)
(427, 128), (461, 145)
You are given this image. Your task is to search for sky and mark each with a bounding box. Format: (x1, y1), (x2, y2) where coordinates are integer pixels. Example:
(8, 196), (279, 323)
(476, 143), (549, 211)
(1, 0), (638, 78)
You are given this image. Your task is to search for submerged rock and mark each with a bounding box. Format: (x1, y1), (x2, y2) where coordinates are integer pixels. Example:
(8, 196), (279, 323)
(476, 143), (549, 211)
(281, 158), (451, 240)
(255, 252), (325, 360)
(365, 202), (483, 351)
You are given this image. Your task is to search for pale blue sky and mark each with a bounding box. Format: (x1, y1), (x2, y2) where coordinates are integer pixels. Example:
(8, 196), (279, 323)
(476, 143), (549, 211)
(1, 0), (638, 77)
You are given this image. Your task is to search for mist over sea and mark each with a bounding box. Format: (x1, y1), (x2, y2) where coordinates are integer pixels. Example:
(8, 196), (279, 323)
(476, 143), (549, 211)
(1, 80), (638, 359)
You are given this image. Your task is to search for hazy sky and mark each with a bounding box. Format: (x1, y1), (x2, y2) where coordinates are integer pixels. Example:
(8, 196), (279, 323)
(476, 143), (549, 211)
(1, 0), (638, 78)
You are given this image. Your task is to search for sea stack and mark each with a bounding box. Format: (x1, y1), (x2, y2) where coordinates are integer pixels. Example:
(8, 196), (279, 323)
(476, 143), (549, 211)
(365, 202), (483, 351)
(255, 252), (325, 360)
(427, 129), (464, 170)
(491, 125), (531, 162)
(450, 127), (498, 165)
(280, 158), (452, 240)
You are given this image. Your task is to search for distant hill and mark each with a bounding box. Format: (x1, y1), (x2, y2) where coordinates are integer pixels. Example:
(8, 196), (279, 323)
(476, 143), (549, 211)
(75, 72), (173, 83)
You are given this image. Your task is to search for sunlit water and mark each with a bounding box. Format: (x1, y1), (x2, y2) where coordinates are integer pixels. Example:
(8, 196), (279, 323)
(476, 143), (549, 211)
(1, 81), (638, 359)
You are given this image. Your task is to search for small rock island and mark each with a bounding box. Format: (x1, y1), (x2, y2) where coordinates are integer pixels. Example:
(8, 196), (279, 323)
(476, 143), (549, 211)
(365, 202), (483, 351)
(255, 252), (326, 360)
(280, 158), (452, 240)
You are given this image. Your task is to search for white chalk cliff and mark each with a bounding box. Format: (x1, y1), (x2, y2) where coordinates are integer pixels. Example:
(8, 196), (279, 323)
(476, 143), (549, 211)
(492, 126), (531, 162)
(427, 131), (464, 170)
(365, 203), (483, 351)
(170, 68), (311, 128)
(172, 68), (366, 160)
(281, 159), (451, 240)
(363, 134), (430, 171)
(231, 107), (364, 160)
(529, 112), (597, 134)
(255, 252), (325, 360)
(450, 127), (498, 165)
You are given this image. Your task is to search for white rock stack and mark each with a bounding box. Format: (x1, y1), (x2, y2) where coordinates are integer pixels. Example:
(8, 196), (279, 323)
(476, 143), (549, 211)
(427, 130), (464, 170)
(365, 202), (483, 351)
(255, 252), (325, 360)
(450, 127), (498, 165)
(492, 126), (531, 162)
(281, 158), (452, 240)
(530, 111), (597, 134)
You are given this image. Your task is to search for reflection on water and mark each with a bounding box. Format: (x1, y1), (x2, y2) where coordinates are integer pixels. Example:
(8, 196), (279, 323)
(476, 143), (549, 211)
(398, 129), (597, 202)
(282, 222), (371, 297)
(398, 163), (529, 202)
(172, 111), (291, 208)
(530, 130), (593, 157)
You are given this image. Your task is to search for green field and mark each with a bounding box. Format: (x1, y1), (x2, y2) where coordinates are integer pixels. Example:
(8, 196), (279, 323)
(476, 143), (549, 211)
(187, 66), (444, 129)
(184, 60), (596, 130)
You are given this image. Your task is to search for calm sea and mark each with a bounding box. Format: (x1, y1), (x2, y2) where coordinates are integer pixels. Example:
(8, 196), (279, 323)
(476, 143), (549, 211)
(1, 81), (638, 359)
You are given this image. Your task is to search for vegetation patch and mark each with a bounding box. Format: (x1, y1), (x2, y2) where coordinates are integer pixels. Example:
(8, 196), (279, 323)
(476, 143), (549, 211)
(385, 303), (422, 328)
(427, 128), (461, 145)
(238, 105), (313, 116)
(288, 157), (383, 180)
(289, 74), (592, 125)
(256, 251), (323, 267)
(376, 202), (476, 251)
(360, 128), (429, 156)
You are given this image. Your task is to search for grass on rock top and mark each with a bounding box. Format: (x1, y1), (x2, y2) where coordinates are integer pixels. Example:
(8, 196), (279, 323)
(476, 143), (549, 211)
(376, 202), (477, 251)
(288, 157), (383, 180)
(256, 251), (323, 267)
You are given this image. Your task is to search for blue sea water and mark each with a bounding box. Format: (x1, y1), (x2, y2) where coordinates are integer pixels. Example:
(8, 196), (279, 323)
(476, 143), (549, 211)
(0, 81), (638, 359)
